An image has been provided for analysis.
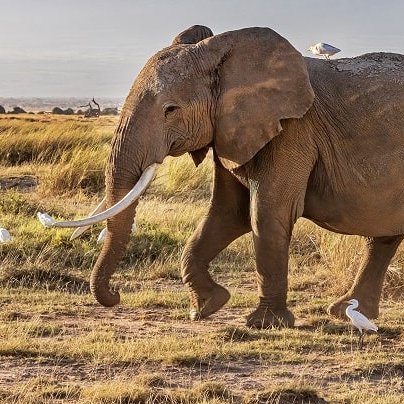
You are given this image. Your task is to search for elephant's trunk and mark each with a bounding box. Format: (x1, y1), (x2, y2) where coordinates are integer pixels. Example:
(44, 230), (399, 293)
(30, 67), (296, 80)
(90, 184), (138, 307)
(86, 108), (164, 307)
(89, 131), (146, 307)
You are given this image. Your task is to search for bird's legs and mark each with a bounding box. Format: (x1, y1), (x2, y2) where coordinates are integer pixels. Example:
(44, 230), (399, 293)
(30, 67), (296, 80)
(358, 331), (364, 349)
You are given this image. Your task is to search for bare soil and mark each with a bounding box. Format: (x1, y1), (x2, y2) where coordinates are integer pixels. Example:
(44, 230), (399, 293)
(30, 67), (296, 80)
(1, 300), (403, 401)
(0, 175), (37, 191)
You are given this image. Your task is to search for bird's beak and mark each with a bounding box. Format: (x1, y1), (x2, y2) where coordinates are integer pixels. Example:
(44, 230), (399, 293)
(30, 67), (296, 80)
(343, 301), (350, 304)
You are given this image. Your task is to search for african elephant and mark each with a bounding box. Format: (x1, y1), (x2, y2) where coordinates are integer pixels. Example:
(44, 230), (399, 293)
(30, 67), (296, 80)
(48, 25), (404, 328)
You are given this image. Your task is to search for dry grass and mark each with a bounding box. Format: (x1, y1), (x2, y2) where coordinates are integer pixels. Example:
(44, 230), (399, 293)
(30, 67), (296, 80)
(0, 115), (402, 403)
(0, 115), (112, 165)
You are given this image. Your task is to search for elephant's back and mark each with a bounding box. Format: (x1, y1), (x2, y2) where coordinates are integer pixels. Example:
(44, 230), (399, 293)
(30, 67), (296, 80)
(305, 53), (404, 125)
(328, 52), (404, 81)
(305, 52), (404, 82)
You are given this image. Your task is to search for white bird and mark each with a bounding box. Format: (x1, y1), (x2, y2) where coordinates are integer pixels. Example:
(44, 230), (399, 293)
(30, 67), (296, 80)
(37, 212), (56, 228)
(308, 43), (341, 59)
(0, 228), (12, 243)
(345, 299), (378, 348)
(97, 221), (137, 244)
(96, 227), (107, 244)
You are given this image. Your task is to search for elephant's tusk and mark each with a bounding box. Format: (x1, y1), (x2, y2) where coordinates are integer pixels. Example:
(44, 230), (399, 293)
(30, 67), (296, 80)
(69, 197), (107, 240)
(41, 164), (158, 229)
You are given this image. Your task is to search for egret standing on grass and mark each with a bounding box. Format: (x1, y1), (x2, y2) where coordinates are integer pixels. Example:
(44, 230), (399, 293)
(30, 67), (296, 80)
(345, 299), (378, 348)
(308, 43), (341, 59)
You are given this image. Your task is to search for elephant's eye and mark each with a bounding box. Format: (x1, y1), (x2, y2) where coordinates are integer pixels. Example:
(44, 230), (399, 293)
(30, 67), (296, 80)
(163, 103), (179, 117)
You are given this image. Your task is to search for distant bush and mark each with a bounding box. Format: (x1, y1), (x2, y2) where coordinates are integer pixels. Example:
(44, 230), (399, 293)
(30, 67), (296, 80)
(52, 107), (75, 115)
(101, 107), (119, 116)
(10, 106), (26, 114)
(0, 105), (5, 114)
(52, 107), (64, 115)
(65, 108), (75, 115)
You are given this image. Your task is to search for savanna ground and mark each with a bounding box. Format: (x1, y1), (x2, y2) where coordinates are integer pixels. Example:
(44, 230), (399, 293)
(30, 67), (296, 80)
(0, 114), (402, 403)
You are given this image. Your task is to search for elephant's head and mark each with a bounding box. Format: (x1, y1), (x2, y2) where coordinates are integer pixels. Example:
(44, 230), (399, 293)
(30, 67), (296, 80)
(55, 26), (314, 307)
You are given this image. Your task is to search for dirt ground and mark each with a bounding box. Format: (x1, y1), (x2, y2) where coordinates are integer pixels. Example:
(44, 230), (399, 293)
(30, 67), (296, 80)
(1, 282), (403, 403)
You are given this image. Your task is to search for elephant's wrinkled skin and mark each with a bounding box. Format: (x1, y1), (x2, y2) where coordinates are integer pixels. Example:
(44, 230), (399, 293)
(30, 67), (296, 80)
(88, 25), (404, 328)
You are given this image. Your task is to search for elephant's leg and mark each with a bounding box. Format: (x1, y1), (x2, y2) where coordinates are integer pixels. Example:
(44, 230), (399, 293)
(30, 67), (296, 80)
(246, 188), (296, 329)
(328, 235), (403, 319)
(181, 161), (250, 320)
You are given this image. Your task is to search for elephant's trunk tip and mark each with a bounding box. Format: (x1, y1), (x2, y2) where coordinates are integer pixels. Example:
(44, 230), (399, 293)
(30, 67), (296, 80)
(90, 281), (120, 307)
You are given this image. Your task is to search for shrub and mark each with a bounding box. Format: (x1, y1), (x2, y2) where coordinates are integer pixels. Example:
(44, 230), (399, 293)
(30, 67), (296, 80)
(10, 106), (26, 114)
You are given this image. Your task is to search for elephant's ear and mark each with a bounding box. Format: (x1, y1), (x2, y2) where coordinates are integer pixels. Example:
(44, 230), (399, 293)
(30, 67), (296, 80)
(200, 27), (315, 170)
(172, 25), (213, 45)
(172, 25), (214, 167)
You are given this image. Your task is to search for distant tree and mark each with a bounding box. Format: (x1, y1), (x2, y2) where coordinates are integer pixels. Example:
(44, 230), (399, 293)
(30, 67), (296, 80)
(76, 109), (84, 115)
(0, 105), (5, 114)
(79, 98), (101, 118)
(64, 108), (75, 115)
(10, 106), (26, 114)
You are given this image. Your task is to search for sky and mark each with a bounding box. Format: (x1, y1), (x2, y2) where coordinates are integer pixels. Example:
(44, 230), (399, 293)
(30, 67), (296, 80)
(1, 0), (403, 97)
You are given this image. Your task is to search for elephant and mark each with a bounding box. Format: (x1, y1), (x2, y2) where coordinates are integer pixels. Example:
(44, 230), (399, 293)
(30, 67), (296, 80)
(47, 25), (404, 328)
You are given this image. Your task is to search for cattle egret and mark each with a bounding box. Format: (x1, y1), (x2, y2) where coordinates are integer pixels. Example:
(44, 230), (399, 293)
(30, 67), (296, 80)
(0, 228), (12, 242)
(37, 212), (56, 228)
(97, 221), (137, 244)
(345, 299), (378, 348)
(308, 43), (341, 59)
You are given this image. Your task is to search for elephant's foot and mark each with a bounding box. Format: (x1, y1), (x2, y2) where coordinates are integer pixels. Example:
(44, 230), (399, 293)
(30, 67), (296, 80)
(246, 305), (295, 329)
(327, 294), (379, 320)
(188, 282), (230, 321)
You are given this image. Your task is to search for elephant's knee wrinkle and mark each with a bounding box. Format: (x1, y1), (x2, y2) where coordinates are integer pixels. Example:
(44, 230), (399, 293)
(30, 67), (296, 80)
(181, 258), (212, 287)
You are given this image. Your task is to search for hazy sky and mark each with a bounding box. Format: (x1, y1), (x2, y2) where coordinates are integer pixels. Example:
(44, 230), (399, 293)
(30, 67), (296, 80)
(1, 0), (403, 97)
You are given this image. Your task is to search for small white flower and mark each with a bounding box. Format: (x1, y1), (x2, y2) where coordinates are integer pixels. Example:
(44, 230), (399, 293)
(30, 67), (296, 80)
(0, 228), (12, 243)
(37, 212), (56, 228)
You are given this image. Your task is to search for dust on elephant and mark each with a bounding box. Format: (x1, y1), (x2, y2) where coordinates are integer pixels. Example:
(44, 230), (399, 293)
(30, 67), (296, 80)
(50, 25), (404, 328)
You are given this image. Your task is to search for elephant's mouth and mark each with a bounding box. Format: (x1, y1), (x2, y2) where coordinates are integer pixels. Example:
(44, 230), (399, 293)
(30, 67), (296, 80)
(39, 164), (159, 233)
